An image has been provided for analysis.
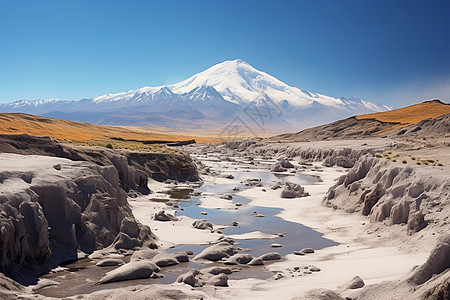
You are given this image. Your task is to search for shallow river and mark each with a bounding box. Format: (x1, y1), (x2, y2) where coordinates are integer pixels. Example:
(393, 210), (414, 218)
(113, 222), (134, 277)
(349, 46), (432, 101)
(37, 153), (337, 297)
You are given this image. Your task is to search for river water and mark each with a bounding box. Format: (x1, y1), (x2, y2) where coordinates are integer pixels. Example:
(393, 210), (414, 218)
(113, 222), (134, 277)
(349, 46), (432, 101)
(37, 152), (337, 298)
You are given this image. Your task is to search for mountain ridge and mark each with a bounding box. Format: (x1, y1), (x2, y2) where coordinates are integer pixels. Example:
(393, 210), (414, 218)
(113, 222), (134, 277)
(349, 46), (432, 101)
(0, 59), (392, 131)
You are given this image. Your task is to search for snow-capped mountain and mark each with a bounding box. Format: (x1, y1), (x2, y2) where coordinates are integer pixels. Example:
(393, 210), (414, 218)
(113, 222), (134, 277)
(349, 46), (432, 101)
(0, 59), (391, 132)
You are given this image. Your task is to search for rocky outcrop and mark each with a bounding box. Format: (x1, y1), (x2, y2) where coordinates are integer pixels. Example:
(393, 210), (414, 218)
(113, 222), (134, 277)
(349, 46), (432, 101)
(0, 134), (200, 193)
(280, 182), (309, 198)
(0, 153), (156, 283)
(324, 155), (449, 232)
(219, 139), (386, 169)
(394, 113), (450, 138)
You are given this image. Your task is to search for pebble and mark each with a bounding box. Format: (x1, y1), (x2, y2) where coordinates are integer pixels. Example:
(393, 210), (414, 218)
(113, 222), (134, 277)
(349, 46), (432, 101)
(300, 248), (315, 254)
(271, 243), (283, 248)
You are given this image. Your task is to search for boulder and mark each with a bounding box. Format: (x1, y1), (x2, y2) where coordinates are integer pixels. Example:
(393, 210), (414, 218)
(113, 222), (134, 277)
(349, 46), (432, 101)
(194, 243), (236, 261)
(154, 210), (178, 222)
(96, 259), (124, 267)
(192, 219), (213, 230)
(130, 249), (159, 262)
(176, 269), (202, 287)
(272, 164), (286, 172)
(98, 261), (159, 284)
(244, 179), (263, 187)
(342, 276), (365, 289)
(112, 233), (140, 250)
(271, 182), (283, 190)
(203, 266), (232, 275)
(207, 273), (228, 287)
(225, 254), (253, 264)
(248, 257), (264, 265)
(280, 182), (309, 198)
(172, 252), (189, 263)
(300, 248), (315, 254)
(279, 159), (294, 168)
(259, 252), (281, 261)
(152, 253), (179, 267)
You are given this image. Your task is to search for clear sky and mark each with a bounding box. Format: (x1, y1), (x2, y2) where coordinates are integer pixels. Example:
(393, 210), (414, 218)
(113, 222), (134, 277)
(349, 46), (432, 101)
(0, 0), (449, 107)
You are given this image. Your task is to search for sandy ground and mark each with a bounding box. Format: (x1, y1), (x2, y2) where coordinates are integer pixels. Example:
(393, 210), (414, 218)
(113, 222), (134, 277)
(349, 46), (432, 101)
(221, 163), (429, 299)
(129, 154), (431, 299)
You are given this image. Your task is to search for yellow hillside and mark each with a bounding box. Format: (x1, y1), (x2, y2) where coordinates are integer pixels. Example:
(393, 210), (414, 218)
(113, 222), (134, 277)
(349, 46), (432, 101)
(0, 113), (219, 143)
(356, 100), (450, 125)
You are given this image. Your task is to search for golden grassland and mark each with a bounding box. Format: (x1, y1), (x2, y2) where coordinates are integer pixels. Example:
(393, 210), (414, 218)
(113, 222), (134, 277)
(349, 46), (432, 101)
(356, 100), (450, 126)
(0, 113), (221, 150)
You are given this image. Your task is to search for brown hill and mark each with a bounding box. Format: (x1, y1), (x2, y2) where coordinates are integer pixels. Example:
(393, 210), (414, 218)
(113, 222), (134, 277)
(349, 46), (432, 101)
(0, 113), (219, 145)
(269, 100), (450, 142)
(356, 99), (450, 124)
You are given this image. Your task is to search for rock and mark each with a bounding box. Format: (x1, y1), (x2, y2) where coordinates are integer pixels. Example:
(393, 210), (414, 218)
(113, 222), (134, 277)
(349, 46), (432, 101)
(53, 164), (61, 171)
(231, 221), (239, 226)
(271, 243), (283, 248)
(207, 273), (228, 287)
(244, 179), (263, 187)
(176, 269), (202, 287)
(96, 259), (124, 267)
(293, 251), (305, 256)
(154, 210), (178, 222)
(235, 203), (242, 207)
(120, 217), (140, 239)
(226, 254), (253, 264)
(194, 243), (236, 261)
(300, 248), (315, 254)
(220, 195), (233, 200)
(281, 182), (309, 198)
(172, 252), (189, 263)
(251, 211), (265, 217)
(152, 253), (179, 267)
(185, 250), (194, 255)
(272, 164), (287, 172)
(112, 233), (141, 250)
(203, 266), (232, 275)
(299, 161), (313, 166)
(309, 265), (321, 272)
(248, 257), (264, 265)
(260, 252), (281, 261)
(98, 261), (159, 284)
(271, 182), (283, 190)
(298, 289), (343, 300)
(280, 159), (294, 168)
(200, 212), (208, 215)
(192, 219), (213, 230)
(223, 174), (234, 179)
(407, 210), (428, 233)
(343, 276), (365, 289)
(273, 272), (284, 280)
(130, 249), (159, 262)
(323, 155), (354, 168)
(408, 235), (450, 285)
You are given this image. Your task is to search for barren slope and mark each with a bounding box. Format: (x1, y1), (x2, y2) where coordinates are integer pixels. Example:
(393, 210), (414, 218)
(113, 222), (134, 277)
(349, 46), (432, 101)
(269, 100), (450, 142)
(0, 113), (219, 143)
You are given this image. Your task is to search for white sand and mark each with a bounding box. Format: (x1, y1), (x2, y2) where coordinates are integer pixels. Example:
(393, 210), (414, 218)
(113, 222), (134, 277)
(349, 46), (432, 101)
(132, 157), (429, 299)
(218, 163), (429, 299)
(130, 195), (223, 249)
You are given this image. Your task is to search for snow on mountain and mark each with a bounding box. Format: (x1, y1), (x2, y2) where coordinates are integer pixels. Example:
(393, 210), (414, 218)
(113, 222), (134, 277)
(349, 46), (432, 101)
(0, 59), (392, 131)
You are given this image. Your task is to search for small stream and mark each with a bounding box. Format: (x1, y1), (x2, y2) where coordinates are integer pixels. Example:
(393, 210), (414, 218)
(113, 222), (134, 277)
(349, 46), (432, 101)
(37, 153), (337, 298)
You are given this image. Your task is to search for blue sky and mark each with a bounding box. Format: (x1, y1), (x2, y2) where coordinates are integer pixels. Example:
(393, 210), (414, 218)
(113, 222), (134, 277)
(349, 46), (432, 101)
(0, 0), (449, 107)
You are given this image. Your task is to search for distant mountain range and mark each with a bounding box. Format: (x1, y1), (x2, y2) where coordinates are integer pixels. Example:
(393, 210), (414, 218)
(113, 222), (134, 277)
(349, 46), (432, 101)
(0, 59), (391, 132)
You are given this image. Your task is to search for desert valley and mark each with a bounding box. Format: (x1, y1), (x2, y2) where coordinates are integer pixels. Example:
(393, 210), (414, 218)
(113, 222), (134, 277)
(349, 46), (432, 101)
(0, 96), (449, 299)
(1, 2), (449, 298)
